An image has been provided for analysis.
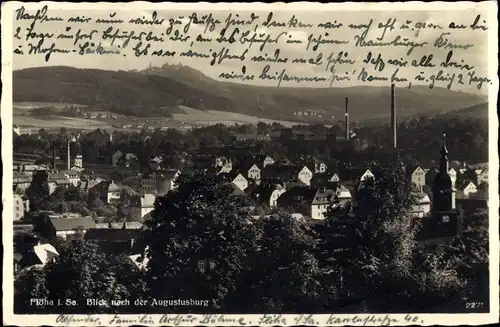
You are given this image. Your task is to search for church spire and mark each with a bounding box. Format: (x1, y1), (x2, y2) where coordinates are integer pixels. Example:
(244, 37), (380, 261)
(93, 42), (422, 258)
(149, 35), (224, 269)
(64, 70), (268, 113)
(439, 133), (449, 173)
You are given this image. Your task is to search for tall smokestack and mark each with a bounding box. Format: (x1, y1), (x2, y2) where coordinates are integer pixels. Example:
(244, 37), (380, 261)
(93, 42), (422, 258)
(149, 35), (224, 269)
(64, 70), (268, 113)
(67, 139), (71, 170)
(391, 83), (397, 152)
(52, 141), (57, 172)
(345, 97), (349, 140)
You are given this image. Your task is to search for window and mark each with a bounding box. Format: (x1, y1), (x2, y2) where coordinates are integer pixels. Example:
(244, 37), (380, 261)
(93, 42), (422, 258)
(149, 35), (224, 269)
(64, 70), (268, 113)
(442, 215), (450, 223)
(197, 260), (206, 273)
(209, 261), (216, 270)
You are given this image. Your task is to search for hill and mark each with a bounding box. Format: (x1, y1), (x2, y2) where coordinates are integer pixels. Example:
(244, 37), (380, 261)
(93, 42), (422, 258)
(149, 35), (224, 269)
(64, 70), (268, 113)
(440, 102), (488, 119)
(13, 65), (487, 122)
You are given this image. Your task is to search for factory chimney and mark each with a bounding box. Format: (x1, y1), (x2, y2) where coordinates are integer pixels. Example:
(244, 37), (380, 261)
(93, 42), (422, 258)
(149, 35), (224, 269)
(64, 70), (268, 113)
(67, 139), (71, 170)
(345, 97), (349, 140)
(52, 141), (57, 172)
(391, 83), (397, 153)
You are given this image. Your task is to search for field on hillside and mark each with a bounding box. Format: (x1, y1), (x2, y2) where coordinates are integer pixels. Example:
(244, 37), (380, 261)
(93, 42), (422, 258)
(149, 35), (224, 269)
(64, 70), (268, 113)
(13, 115), (113, 130)
(173, 106), (304, 127)
(14, 102), (88, 111)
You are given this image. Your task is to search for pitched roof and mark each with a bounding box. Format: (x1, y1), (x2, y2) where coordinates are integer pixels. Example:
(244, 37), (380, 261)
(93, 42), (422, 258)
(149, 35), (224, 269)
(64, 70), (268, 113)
(84, 228), (141, 241)
(311, 188), (337, 205)
(33, 244), (59, 265)
(95, 222), (143, 229)
(49, 217), (96, 231)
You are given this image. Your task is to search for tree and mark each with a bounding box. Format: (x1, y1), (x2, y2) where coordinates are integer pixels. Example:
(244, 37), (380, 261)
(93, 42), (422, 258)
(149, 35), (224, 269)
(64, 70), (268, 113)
(26, 171), (50, 211)
(241, 214), (321, 313)
(14, 268), (49, 314)
(325, 163), (420, 311)
(40, 241), (139, 313)
(143, 170), (259, 313)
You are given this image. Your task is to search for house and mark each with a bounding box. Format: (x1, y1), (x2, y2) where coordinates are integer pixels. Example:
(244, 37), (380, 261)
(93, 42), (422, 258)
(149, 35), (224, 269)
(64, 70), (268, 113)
(310, 188), (337, 220)
(254, 154), (275, 169)
(218, 172), (248, 191)
(118, 153), (139, 168)
(232, 133), (272, 143)
(261, 163), (312, 187)
(216, 165), (233, 174)
(72, 154), (83, 169)
(141, 169), (180, 195)
(297, 165), (314, 186)
(13, 125), (32, 136)
(60, 170), (81, 187)
(457, 180), (478, 198)
(148, 156), (163, 171)
(105, 181), (122, 203)
(408, 166), (426, 192)
(13, 172), (31, 192)
(41, 217), (96, 240)
(476, 169), (488, 186)
(310, 185), (352, 220)
(329, 172), (340, 183)
(95, 222), (143, 229)
(130, 194), (156, 221)
(13, 194), (27, 221)
(82, 128), (113, 143)
(19, 164), (41, 176)
(303, 158), (328, 174)
(257, 184), (286, 208)
(15, 241), (59, 272)
(411, 192), (432, 218)
(276, 186), (313, 216)
(92, 180), (122, 203)
(237, 163), (261, 182)
(48, 173), (72, 195)
(214, 156), (232, 169)
(79, 178), (104, 195)
(112, 150), (124, 166)
(84, 228), (143, 255)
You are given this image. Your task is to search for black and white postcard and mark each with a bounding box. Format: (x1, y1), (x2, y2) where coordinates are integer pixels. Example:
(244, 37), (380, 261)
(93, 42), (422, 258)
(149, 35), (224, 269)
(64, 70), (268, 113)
(2, 1), (498, 326)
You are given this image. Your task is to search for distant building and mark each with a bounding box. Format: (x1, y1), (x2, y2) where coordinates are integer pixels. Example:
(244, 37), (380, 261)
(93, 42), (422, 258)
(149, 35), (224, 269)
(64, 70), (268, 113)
(302, 158), (328, 174)
(256, 184), (286, 208)
(141, 169), (180, 196)
(237, 163), (261, 182)
(408, 166), (426, 192)
(232, 133), (272, 143)
(253, 154), (275, 169)
(417, 134), (462, 245)
(13, 194), (27, 221)
(84, 227), (142, 255)
(130, 194), (156, 221)
(59, 169), (80, 187)
(457, 180), (478, 198)
(118, 153), (139, 168)
(81, 128), (113, 143)
(297, 165), (314, 186)
(476, 168), (488, 186)
(92, 180), (122, 203)
(13, 125), (32, 136)
(112, 150), (124, 166)
(48, 173), (72, 194)
(148, 156), (163, 171)
(310, 185), (351, 220)
(411, 192), (432, 218)
(218, 172), (248, 192)
(40, 217), (96, 240)
(13, 172), (31, 192)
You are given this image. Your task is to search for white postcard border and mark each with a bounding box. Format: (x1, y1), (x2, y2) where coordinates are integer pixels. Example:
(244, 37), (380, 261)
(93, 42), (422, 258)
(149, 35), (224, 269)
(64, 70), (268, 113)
(2, 1), (499, 326)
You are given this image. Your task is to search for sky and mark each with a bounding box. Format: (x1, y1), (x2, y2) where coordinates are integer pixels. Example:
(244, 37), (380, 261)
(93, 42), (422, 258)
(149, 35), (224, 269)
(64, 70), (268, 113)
(9, 4), (494, 94)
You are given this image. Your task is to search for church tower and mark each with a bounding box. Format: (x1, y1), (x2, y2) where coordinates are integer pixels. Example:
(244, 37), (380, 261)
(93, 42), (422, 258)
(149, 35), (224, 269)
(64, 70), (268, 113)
(432, 134), (456, 212)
